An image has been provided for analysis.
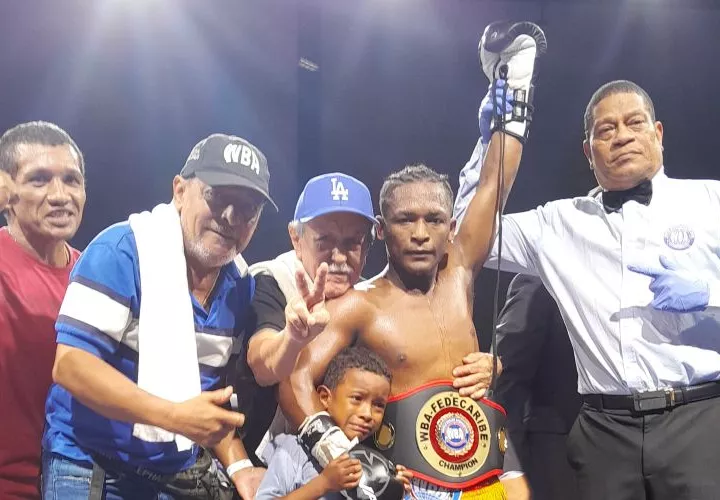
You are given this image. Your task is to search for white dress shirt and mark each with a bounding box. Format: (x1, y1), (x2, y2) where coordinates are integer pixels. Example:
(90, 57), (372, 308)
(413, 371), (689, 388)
(455, 138), (720, 395)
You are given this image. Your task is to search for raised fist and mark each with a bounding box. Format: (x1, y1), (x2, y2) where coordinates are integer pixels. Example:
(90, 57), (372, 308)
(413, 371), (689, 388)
(479, 21), (547, 143)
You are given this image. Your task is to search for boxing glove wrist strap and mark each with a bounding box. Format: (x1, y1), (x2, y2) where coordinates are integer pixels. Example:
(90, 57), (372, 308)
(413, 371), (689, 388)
(490, 79), (535, 143)
(299, 411), (356, 468)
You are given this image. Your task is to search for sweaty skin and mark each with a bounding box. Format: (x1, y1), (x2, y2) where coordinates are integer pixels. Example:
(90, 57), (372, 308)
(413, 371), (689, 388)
(331, 269), (478, 394)
(279, 132), (523, 426)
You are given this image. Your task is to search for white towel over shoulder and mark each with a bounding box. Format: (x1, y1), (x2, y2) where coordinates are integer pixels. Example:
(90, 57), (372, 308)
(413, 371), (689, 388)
(129, 203), (201, 451)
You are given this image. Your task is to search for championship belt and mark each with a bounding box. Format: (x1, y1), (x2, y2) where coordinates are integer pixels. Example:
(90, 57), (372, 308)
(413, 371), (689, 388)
(369, 380), (507, 490)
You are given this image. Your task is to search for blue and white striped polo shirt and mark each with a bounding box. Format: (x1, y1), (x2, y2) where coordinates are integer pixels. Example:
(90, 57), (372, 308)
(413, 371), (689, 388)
(42, 222), (254, 473)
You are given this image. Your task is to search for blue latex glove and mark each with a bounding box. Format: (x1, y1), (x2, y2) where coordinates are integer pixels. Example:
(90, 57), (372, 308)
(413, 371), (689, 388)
(627, 255), (710, 312)
(479, 79), (513, 145)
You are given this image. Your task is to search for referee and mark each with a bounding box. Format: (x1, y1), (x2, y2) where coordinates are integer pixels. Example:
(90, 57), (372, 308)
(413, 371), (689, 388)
(455, 80), (720, 500)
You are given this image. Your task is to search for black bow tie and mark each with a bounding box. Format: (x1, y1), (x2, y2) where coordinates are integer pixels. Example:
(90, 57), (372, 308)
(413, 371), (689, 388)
(601, 180), (653, 213)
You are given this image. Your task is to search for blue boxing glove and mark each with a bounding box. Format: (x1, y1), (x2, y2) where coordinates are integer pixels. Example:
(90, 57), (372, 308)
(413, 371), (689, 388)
(479, 79), (513, 145)
(628, 255), (709, 312)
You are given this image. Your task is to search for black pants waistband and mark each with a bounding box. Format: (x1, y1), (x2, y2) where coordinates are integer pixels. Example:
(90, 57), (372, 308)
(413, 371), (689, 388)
(582, 380), (720, 412)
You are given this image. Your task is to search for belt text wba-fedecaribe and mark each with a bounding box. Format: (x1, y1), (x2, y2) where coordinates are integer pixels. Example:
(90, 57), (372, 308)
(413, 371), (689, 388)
(368, 380), (507, 490)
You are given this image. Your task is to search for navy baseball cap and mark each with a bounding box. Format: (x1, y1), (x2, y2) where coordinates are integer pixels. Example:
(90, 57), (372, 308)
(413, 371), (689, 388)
(180, 133), (278, 211)
(294, 173), (375, 225)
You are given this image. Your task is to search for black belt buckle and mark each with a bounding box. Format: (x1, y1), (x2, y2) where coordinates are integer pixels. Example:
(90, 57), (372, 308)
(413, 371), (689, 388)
(633, 389), (676, 412)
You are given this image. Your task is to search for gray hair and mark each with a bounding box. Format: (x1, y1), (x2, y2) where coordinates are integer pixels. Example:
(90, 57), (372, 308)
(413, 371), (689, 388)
(289, 218), (375, 245)
(289, 220), (304, 237)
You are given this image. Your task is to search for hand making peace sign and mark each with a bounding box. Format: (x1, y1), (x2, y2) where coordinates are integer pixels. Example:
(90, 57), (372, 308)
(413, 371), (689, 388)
(285, 262), (331, 344)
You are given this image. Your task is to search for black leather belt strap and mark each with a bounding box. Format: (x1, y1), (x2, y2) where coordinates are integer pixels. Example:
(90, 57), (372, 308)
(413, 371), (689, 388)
(582, 380), (720, 412)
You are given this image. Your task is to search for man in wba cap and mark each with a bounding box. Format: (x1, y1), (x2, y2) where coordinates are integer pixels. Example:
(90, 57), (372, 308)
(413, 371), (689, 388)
(42, 133), (279, 499)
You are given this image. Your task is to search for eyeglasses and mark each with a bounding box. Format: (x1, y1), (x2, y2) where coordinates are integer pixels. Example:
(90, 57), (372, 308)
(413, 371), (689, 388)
(202, 187), (265, 224)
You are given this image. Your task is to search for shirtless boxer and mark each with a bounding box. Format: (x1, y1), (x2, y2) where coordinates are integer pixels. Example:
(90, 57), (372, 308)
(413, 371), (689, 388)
(279, 22), (546, 499)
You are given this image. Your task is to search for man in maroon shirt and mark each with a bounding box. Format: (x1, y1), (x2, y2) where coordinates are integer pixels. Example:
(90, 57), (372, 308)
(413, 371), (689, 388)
(0, 121), (86, 499)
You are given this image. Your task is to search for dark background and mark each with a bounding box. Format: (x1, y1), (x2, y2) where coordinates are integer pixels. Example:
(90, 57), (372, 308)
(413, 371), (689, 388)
(2, 0), (718, 349)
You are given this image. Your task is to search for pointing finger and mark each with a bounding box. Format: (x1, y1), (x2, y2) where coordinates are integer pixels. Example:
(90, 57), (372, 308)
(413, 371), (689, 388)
(627, 263), (663, 278)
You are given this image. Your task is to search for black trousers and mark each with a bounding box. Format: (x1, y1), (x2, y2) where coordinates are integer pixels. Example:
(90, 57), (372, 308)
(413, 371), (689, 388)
(525, 432), (579, 500)
(567, 396), (720, 500)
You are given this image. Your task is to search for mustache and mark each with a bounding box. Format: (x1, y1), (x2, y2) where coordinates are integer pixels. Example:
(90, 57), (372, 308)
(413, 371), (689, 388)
(328, 263), (353, 274)
(209, 223), (234, 237)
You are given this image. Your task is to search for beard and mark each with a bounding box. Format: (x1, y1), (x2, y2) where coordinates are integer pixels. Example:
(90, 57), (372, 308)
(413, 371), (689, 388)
(183, 229), (238, 269)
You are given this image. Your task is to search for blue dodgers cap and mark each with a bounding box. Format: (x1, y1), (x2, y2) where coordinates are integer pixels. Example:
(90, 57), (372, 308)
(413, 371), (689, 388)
(294, 173), (375, 224)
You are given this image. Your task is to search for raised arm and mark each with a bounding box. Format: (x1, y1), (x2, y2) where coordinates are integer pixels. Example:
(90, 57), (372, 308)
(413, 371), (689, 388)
(453, 131), (523, 275)
(454, 132), (545, 277)
(452, 22), (546, 276)
(453, 74), (510, 229)
(453, 136), (487, 229)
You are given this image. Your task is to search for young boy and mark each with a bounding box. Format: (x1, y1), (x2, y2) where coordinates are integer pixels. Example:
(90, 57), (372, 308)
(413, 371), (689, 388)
(255, 346), (412, 499)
